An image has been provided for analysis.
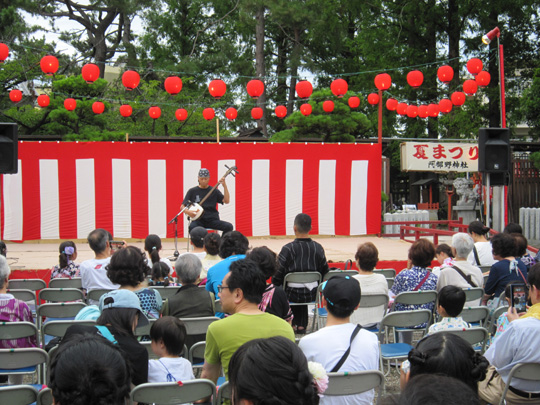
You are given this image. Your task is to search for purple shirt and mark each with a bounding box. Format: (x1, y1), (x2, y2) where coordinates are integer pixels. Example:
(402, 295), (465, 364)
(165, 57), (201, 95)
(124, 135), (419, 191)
(0, 293), (37, 348)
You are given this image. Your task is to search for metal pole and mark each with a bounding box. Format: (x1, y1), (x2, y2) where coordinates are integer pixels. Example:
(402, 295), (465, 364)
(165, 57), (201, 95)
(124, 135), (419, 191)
(498, 37), (506, 129)
(486, 173), (491, 228)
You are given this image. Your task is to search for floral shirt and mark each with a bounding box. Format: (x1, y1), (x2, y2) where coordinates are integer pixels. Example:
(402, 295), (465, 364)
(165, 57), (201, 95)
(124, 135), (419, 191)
(428, 316), (470, 335)
(0, 293), (37, 348)
(50, 262), (80, 280)
(391, 266), (438, 312)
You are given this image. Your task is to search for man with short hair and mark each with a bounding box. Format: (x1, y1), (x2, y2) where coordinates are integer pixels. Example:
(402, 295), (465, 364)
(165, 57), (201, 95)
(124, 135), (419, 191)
(478, 262), (540, 404)
(201, 259), (295, 383)
(272, 213), (329, 333)
(299, 276), (379, 405)
(80, 228), (119, 303)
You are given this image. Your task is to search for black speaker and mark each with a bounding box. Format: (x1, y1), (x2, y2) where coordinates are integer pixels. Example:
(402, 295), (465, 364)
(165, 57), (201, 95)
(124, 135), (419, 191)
(0, 123), (18, 174)
(478, 128), (510, 173)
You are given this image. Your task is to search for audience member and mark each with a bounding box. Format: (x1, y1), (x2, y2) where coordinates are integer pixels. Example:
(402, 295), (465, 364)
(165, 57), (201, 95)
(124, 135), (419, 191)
(272, 213), (330, 334)
(182, 226), (207, 261)
(205, 230), (249, 298)
(230, 336), (321, 405)
(107, 245), (162, 319)
(0, 241), (6, 257)
(432, 243), (454, 276)
(201, 232), (222, 279)
(467, 220), (496, 266)
(483, 232), (528, 306)
(512, 232), (536, 270)
(148, 261), (175, 286)
(428, 285), (469, 334)
(148, 316), (194, 383)
(144, 234), (173, 275)
(80, 228), (119, 303)
(48, 334), (131, 405)
(351, 242), (388, 327)
(478, 262), (540, 404)
(63, 289), (149, 386)
(300, 276), (379, 405)
(247, 246), (293, 323)
(50, 240), (80, 280)
(503, 222), (523, 234)
(201, 259), (295, 383)
(437, 233), (483, 305)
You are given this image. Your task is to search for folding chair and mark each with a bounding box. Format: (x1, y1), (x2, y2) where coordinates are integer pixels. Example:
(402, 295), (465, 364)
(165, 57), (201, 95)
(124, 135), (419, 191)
(188, 341), (206, 370)
(434, 328), (490, 354)
(49, 278), (82, 289)
(0, 385), (39, 405)
(0, 321), (38, 343)
(323, 270), (358, 281)
(7, 289), (38, 320)
(37, 387), (53, 405)
(149, 286), (180, 300)
(350, 294), (389, 332)
(391, 290), (437, 312)
(181, 316), (220, 336)
(462, 287), (485, 303)
(216, 381), (231, 404)
(38, 288), (85, 303)
(488, 306), (509, 335)
(325, 370), (384, 404)
(214, 299), (223, 314)
(41, 319), (96, 348)
(7, 279), (46, 292)
(37, 302), (87, 334)
(86, 288), (113, 304)
(130, 379), (216, 404)
(459, 306), (490, 327)
(284, 272), (321, 329)
(134, 318), (157, 337)
(374, 269), (396, 279)
(386, 278), (394, 289)
(0, 348), (49, 385)
(499, 363), (540, 405)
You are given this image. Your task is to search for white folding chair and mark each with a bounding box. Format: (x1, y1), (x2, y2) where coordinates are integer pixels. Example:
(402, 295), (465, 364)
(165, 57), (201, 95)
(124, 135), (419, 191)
(0, 348), (48, 385)
(350, 293), (389, 332)
(374, 269), (396, 279)
(7, 289), (38, 320)
(181, 316), (220, 336)
(391, 290), (437, 312)
(188, 341), (206, 371)
(459, 306), (490, 327)
(434, 328), (490, 353)
(7, 279), (46, 292)
(216, 381), (231, 404)
(36, 302), (87, 330)
(0, 385), (39, 405)
(462, 287), (485, 303)
(86, 288), (114, 304)
(38, 288), (85, 303)
(284, 271), (321, 330)
(499, 363), (540, 405)
(325, 370), (384, 404)
(49, 278), (82, 289)
(37, 387), (53, 405)
(130, 379), (216, 404)
(386, 278), (394, 289)
(41, 319), (96, 348)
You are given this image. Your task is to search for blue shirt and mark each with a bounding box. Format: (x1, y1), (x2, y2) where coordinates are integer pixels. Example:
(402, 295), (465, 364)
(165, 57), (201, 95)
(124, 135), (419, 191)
(206, 254), (246, 318)
(484, 259), (527, 297)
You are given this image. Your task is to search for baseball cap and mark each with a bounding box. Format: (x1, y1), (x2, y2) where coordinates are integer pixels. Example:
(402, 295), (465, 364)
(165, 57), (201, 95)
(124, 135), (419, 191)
(99, 289), (149, 328)
(322, 276), (361, 312)
(190, 226), (208, 243)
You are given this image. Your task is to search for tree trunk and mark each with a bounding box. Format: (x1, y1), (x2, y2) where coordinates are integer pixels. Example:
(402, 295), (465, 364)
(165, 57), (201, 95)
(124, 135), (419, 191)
(255, 6), (268, 137)
(287, 28), (301, 115)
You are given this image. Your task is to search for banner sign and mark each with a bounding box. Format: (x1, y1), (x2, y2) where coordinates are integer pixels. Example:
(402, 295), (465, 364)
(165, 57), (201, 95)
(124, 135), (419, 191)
(401, 142), (479, 172)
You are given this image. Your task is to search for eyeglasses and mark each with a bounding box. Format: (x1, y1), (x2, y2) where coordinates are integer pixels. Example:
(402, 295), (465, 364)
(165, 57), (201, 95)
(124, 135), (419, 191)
(217, 284), (231, 293)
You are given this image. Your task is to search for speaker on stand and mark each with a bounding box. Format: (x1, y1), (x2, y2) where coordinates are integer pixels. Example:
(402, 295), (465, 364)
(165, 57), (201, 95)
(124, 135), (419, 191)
(0, 123), (18, 174)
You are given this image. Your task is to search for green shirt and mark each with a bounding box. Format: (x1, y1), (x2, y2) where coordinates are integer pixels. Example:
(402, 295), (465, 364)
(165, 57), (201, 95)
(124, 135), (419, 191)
(204, 312), (295, 379)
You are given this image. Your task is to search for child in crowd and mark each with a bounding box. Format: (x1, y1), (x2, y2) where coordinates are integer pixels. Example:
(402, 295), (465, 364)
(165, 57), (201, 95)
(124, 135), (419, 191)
(432, 243), (455, 277)
(148, 262), (178, 287)
(148, 316), (195, 383)
(50, 241), (80, 280)
(428, 285), (470, 334)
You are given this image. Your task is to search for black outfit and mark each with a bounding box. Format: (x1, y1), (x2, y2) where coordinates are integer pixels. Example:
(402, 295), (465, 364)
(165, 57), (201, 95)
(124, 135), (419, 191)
(272, 238), (329, 328)
(183, 186), (233, 234)
(63, 324), (148, 386)
(262, 284), (293, 322)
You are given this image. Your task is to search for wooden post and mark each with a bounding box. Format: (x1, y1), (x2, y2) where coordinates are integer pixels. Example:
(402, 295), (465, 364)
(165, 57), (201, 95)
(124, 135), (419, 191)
(378, 89), (383, 144)
(125, 133), (129, 142)
(216, 118), (220, 143)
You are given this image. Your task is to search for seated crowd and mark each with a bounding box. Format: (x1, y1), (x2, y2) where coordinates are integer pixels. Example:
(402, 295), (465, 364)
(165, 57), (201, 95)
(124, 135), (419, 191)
(0, 218), (539, 405)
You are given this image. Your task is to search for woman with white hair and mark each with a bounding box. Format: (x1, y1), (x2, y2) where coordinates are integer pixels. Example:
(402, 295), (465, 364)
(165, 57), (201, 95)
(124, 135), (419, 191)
(437, 233), (484, 306)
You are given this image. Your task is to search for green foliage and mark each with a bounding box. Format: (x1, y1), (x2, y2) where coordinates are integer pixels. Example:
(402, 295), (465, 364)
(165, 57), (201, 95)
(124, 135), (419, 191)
(523, 67), (540, 140)
(530, 151), (540, 171)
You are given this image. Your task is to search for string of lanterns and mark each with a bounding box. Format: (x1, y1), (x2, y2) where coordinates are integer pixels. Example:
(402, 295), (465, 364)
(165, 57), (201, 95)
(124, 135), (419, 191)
(1, 44), (493, 122)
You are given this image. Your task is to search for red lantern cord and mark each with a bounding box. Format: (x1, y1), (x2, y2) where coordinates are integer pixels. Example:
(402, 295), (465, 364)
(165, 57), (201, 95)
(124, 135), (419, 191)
(175, 108), (188, 121)
(275, 105), (287, 118)
(300, 103), (312, 116)
(348, 96), (360, 109)
(418, 105), (429, 118)
(164, 76), (183, 95)
(296, 80), (313, 99)
(322, 100), (335, 113)
(251, 107), (263, 120)
(437, 65), (454, 83)
(386, 98), (398, 111)
(246, 80), (264, 99)
(64, 98), (77, 111)
(92, 101), (105, 114)
(475, 71), (491, 87)
(466, 58), (483, 75)
(439, 99), (453, 114)
(40, 55), (59, 76)
(374, 73), (392, 91)
(451, 92), (466, 106)
(330, 79), (348, 98)
(0, 43), (9, 62)
(203, 108), (215, 120)
(148, 106), (161, 119)
(122, 70), (140, 90)
(9, 89), (22, 103)
(120, 105), (132, 117)
(407, 70), (424, 88)
(208, 79), (226, 99)
(37, 94), (50, 108)
(406, 105), (418, 118)
(396, 103), (408, 115)
(82, 64), (100, 83)
(463, 79), (478, 96)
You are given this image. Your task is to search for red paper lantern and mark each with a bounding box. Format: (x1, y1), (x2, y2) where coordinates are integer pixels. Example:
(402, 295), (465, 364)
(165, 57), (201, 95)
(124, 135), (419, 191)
(246, 79), (264, 99)
(386, 98), (398, 111)
(119, 105), (132, 117)
(396, 103), (408, 115)
(0, 43), (9, 62)
(406, 105), (418, 118)
(203, 107), (215, 120)
(208, 79), (226, 99)
(122, 70), (140, 90)
(367, 93), (379, 105)
(275, 105), (287, 119)
(451, 92), (466, 106)
(407, 70), (424, 88)
(92, 101), (105, 114)
(296, 80), (313, 99)
(323, 100), (335, 113)
(225, 107), (238, 120)
(148, 106), (161, 119)
(418, 105), (429, 118)
(64, 98), (77, 111)
(463, 79), (478, 96)
(439, 98), (453, 114)
(9, 89), (22, 103)
(475, 70), (491, 87)
(164, 76), (183, 95)
(427, 103), (440, 117)
(37, 94), (50, 108)
(300, 103), (312, 116)
(175, 108), (188, 121)
(81, 63), (100, 83)
(40, 55), (59, 76)
(466, 58), (483, 75)
(251, 107), (263, 120)
(348, 96), (360, 109)
(437, 65), (454, 83)
(330, 78), (348, 98)
(374, 73), (392, 91)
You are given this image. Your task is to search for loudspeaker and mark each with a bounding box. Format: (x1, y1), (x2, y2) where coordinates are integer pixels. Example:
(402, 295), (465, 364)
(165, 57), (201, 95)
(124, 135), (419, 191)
(478, 128), (510, 173)
(0, 123), (18, 174)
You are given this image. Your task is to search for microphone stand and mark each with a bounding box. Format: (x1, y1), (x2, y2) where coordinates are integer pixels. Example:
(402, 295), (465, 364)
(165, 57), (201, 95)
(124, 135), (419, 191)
(168, 203), (193, 258)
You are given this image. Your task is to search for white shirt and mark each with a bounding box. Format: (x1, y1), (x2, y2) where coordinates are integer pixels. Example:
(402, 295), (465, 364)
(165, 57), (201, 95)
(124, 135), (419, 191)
(80, 257), (119, 303)
(351, 273), (388, 326)
(428, 316), (470, 334)
(148, 357), (195, 383)
(299, 323), (380, 405)
(467, 242), (497, 266)
(436, 261), (484, 306)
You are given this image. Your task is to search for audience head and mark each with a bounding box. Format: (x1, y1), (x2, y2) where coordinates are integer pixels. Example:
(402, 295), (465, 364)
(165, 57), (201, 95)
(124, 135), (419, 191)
(175, 253), (203, 285)
(49, 334), (131, 405)
(435, 243), (453, 264)
(451, 232), (474, 259)
(0, 255), (10, 290)
(437, 285), (466, 317)
(106, 246), (146, 287)
(468, 221), (490, 239)
(294, 213), (312, 235)
(408, 239), (435, 269)
(504, 222), (523, 234)
(190, 227), (208, 249)
(87, 228), (110, 255)
(407, 332), (488, 393)
(150, 262), (170, 286)
(246, 246), (278, 279)
(144, 234), (162, 265)
(322, 275), (361, 318)
(219, 230), (249, 259)
(511, 233), (528, 257)
(97, 289), (149, 336)
(491, 232), (516, 259)
(150, 316), (187, 357)
(0, 241), (6, 257)
(203, 232), (221, 256)
(221, 259), (266, 309)
(397, 374), (480, 405)
(229, 336), (319, 405)
(58, 241), (77, 269)
(528, 263), (540, 305)
(355, 242), (379, 272)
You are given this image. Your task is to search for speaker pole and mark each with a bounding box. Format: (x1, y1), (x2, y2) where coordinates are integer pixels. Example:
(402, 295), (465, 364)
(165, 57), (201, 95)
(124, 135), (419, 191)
(485, 173), (490, 228)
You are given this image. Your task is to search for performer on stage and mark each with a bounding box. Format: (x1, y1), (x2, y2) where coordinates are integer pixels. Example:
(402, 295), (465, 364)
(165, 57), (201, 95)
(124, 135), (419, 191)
(181, 168), (234, 234)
